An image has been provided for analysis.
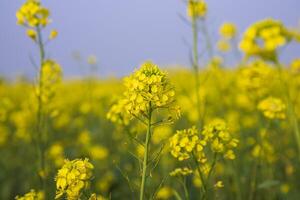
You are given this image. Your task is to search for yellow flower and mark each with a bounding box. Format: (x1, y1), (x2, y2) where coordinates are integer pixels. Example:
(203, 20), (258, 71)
(16, 0), (50, 27)
(214, 181), (224, 188)
(202, 119), (238, 159)
(108, 61), (179, 124)
(219, 22), (237, 39)
(239, 18), (295, 60)
(187, 0), (207, 19)
(169, 126), (206, 161)
(26, 29), (37, 41)
(49, 29), (58, 40)
(15, 189), (44, 200)
(156, 186), (173, 199)
(55, 158), (94, 200)
(170, 167), (193, 176)
(237, 60), (273, 97)
(89, 145), (109, 160)
(258, 97), (286, 119)
(37, 59), (62, 104)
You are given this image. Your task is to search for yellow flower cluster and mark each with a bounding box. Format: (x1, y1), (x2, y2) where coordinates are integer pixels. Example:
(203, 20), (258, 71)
(16, 0), (50, 27)
(55, 158), (94, 200)
(170, 167), (193, 176)
(37, 59), (62, 104)
(257, 97), (286, 119)
(219, 23), (237, 39)
(110, 61), (179, 121)
(238, 60), (273, 96)
(169, 126), (206, 161)
(106, 99), (130, 125)
(202, 119), (238, 159)
(15, 189), (44, 200)
(187, 0), (207, 19)
(239, 19), (295, 60)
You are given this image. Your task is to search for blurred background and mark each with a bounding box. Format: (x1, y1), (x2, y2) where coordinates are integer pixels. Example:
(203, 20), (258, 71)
(0, 0), (300, 78)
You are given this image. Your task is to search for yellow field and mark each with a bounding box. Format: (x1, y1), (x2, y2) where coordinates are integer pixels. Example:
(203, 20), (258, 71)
(1, 0), (300, 200)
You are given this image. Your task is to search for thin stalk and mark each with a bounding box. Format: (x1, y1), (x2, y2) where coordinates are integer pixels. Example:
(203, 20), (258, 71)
(191, 17), (202, 129)
(192, 152), (207, 199)
(207, 153), (217, 181)
(139, 104), (152, 200)
(181, 177), (190, 200)
(36, 26), (47, 192)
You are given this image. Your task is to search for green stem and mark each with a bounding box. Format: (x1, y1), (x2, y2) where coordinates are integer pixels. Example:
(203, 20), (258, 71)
(192, 152), (207, 200)
(36, 26), (47, 192)
(207, 153), (217, 181)
(139, 104), (152, 200)
(192, 17), (202, 129)
(181, 177), (190, 200)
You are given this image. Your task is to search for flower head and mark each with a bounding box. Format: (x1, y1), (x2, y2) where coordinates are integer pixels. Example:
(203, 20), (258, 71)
(202, 119), (238, 159)
(49, 29), (58, 40)
(109, 61), (179, 124)
(219, 22), (237, 39)
(15, 189), (44, 200)
(169, 126), (206, 161)
(187, 0), (207, 19)
(16, 0), (50, 27)
(239, 18), (296, 60)
(258, 97), (286, 119)
(238, 60), (273, 96)
(170, 167), (193, 177)
(55, 158), (94, 200)
(37, 59), (62, 103)
(26, 29), (37, 41)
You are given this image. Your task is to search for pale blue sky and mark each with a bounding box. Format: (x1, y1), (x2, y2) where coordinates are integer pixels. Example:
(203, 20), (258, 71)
(0, 0), (300, 78)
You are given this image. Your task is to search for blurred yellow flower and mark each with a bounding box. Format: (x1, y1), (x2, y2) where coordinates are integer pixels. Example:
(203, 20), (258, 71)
(49, 29), (58, 40)
(90, 145), (109, 160)
(156, 186), (173, 199)
(258, 96), (286, 119)
(187, 0), (207, 19)
(26, 29), (37, 41)
(219, 22), (237, 39)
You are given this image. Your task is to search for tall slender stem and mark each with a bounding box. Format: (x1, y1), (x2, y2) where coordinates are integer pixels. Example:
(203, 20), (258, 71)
(192, 18), (202, 129)
(36, 26), (47, 192)
(139, 104), (152, 200)
(192, 152), (206, 200)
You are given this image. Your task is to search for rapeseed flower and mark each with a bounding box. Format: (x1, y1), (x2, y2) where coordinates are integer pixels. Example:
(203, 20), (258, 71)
(219, 22), (237, 39)
(15, 190), (44, 200)
(16, 0), (50, 27)
(258, 97), (286, 119)
(169, 126), (206, 161)
(55, 158), (94, 200)
(240, 18), (297, 60)
(202, 119), (238, 159)
(187, 0), (207, 19)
